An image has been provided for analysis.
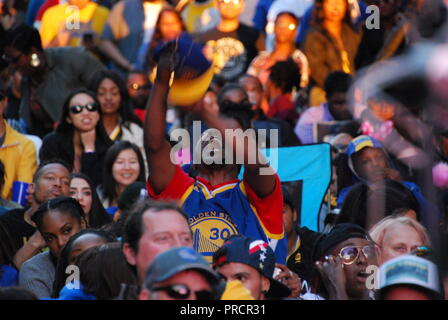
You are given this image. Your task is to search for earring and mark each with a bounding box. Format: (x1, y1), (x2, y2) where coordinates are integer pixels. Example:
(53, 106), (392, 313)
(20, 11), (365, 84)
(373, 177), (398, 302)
(30, 53), (40, 67)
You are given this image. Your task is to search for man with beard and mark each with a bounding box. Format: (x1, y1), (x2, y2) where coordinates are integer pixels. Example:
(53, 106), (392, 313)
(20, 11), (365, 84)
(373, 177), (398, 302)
(144, 45), (286, 264)
(0, 160), (71, 268)
(311, 223), (379, 300)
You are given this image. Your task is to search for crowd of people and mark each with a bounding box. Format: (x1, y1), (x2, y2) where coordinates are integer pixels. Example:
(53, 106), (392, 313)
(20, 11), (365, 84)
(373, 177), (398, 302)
(0, 0), (447, 301)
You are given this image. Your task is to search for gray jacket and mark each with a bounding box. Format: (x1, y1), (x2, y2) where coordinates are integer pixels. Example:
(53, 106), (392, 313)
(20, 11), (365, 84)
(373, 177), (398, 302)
(19, 251), (55, 299)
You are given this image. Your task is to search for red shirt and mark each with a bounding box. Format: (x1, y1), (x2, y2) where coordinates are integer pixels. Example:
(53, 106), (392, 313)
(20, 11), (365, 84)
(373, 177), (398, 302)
(147, 165), (285, 241)
(267, 94), (300, 125)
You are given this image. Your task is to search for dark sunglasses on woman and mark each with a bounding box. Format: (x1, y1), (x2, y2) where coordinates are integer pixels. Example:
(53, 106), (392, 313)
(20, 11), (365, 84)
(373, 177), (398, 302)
(151, 284), (214, 300)
(70, 103), (98, 114)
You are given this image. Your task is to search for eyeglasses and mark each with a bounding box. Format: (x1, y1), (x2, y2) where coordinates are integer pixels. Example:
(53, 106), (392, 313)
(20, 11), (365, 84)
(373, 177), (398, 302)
(338, 245), (377, 265)
(151, 284), (214, 300)
(69, 103), (98, 114)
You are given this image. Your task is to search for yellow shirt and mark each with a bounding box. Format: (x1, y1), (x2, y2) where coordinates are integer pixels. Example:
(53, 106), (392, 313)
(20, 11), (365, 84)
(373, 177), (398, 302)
(0, 121), (38, 200)
(40, 2), (109, 48)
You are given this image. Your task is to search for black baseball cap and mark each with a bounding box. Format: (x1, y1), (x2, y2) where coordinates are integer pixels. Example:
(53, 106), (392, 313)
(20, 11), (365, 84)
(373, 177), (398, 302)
(314, 223), (370, 261)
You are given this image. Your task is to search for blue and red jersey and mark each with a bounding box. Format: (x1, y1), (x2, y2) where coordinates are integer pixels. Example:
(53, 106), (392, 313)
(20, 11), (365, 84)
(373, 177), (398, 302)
(147, 165), (287, 263)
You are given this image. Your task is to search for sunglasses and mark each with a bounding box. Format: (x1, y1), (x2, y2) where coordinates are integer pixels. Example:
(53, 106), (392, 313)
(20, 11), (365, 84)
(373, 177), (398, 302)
(69, 103), (98, 114)
(151, 284), (214, 300)
(338, 245), (377, 265)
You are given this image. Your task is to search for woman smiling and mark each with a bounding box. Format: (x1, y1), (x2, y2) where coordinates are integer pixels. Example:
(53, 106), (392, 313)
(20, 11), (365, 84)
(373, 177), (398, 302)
(97, 141), (146, 215)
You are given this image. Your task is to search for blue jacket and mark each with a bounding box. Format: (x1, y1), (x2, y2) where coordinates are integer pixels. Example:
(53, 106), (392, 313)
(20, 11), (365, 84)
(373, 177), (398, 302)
(42, 282), (96, 300)
(0, 265), (18, 287)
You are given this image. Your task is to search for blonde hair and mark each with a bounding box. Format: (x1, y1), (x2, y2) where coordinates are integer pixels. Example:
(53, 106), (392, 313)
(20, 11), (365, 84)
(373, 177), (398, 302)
(369, 215), (431, 249)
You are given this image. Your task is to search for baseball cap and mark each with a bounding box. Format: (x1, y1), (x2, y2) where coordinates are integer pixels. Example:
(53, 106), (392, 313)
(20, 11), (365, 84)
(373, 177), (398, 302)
(378, 254), (441, 299)
(346, 135), (383, 158)
(144, 247), (220, 290)
(212, 235), (291, 299)
(153, 33), (214, 107)
(314, 223), (370, 261)
(345, 135), (387, 179)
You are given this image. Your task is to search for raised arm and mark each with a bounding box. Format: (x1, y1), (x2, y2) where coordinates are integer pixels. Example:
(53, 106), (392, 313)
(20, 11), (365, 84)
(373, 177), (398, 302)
(143, 50), (177, 194)
(198, 106), (277, 198)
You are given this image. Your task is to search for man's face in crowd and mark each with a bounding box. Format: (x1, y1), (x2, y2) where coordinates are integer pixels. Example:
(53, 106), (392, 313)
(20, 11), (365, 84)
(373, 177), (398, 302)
(352, 147), (389, 182)
(216, 262), (269, 300)
(328, 91), (352, 121)
(140, 270), (213, 300)
(379, 224), (424, 265)
(239, 76), (263, 111)
(196, 87), (246, 174)
(123, 209), (193, 284)
(127, 73), (150, 109)
(330, 237), (378, 299)
(30, 164), (71, 205)
(3, 46), (39, 77)
(216, 0), (245, 20)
